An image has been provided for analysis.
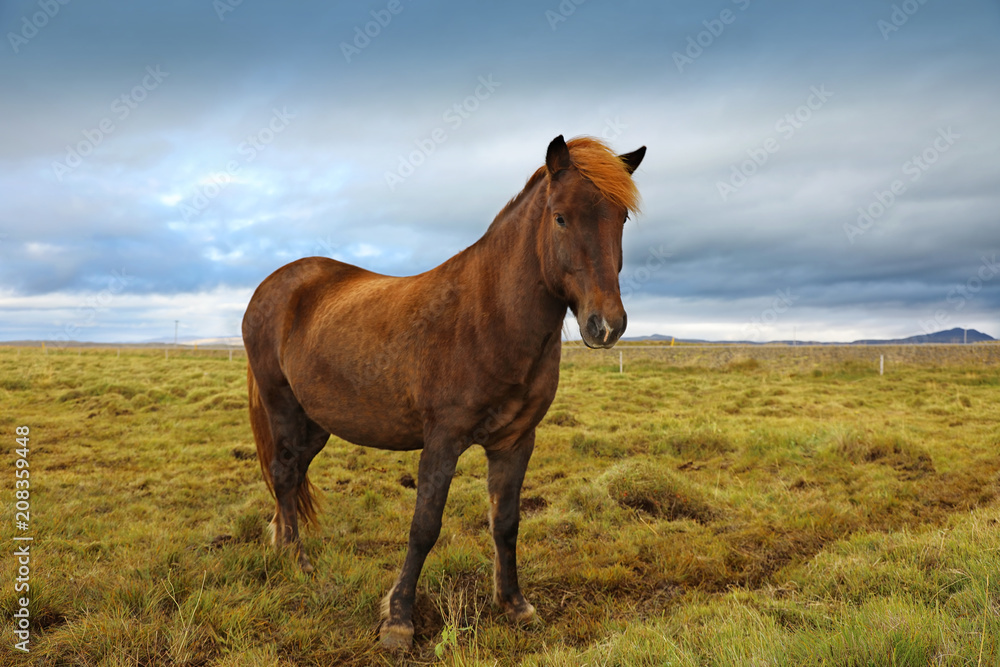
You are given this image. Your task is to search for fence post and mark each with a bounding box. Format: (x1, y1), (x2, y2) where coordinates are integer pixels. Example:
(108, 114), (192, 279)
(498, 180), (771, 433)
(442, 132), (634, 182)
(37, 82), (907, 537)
(619, 350), (623, 373)
(879, 355), (884, 376)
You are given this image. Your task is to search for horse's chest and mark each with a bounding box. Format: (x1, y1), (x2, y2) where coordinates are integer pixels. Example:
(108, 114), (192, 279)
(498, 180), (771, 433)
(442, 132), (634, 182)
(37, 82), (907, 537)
(467, 362), (559, 446)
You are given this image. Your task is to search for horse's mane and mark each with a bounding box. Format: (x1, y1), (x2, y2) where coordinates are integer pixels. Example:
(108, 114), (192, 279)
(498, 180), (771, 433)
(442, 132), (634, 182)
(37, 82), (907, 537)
(559, 136), (642, 215)
(495, 136), (642, 223)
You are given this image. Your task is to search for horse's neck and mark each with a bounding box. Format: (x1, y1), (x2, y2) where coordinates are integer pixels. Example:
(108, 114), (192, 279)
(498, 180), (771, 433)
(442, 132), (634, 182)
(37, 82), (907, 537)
(458, 178), (566, 346)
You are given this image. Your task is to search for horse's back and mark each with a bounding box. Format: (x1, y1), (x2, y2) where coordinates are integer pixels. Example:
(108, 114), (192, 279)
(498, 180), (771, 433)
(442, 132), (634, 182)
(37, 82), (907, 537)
(245, 255), (378, 341)
(252, 255), (375, 304)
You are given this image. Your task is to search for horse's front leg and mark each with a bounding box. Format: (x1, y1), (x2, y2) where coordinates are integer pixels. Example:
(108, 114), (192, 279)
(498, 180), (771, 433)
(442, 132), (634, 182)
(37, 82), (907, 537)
(486, 430), (536, 622)
(380, 438), (460, 650)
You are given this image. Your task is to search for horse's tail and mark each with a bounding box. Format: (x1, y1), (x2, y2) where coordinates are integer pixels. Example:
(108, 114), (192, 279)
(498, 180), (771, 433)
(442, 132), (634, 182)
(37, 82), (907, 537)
(247, 363), (320, 529)
(247, 363), (276, 499)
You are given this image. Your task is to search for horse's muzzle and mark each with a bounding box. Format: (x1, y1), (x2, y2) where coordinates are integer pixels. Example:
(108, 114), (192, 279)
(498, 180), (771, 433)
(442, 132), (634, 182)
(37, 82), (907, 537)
(581, 311), (626, 349)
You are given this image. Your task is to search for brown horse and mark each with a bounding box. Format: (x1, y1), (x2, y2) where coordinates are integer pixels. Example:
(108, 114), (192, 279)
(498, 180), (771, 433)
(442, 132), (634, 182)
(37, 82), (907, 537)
(243, 135), (645, 649)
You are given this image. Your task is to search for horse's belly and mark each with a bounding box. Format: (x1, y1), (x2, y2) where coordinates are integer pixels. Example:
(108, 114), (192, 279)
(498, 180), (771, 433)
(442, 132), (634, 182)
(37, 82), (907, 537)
(324, 412), (424, 451)
(295, 385), (425, 451)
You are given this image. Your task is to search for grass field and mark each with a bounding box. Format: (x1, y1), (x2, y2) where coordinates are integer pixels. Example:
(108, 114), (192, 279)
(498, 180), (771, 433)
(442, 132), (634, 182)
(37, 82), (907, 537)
(1, 344), (998, 666)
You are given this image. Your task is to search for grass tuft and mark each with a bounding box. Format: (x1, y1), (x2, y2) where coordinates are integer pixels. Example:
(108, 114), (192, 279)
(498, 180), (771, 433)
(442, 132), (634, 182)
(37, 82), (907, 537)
(830, 428), (935, 475)
(602, 459), (717, 522)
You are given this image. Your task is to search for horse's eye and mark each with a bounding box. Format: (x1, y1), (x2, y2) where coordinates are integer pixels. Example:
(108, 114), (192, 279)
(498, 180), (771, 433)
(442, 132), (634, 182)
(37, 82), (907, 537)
(555, 214), (566, 227)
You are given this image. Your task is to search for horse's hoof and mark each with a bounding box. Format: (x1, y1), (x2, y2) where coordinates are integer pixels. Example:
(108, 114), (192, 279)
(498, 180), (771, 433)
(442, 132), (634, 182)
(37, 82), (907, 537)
(505, 600), (537, 624)
(298, 552), (315, 575)
(380, 623), (414, 651)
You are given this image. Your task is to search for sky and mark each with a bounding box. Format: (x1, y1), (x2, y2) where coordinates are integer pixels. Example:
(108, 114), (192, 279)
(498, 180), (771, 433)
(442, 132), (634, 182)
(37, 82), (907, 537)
(1, 0), (998, 344)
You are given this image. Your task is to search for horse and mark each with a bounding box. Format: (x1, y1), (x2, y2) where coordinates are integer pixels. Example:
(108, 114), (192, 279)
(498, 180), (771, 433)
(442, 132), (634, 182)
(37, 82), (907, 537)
(242, 135), (645, 649)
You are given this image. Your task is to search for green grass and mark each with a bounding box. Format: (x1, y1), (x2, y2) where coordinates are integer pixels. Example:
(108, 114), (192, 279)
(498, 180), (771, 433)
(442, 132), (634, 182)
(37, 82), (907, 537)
(0, 344), (998, 665)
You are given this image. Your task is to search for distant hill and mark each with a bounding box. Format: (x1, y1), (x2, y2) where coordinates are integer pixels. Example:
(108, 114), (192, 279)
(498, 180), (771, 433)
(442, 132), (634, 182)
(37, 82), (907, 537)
(0, 336), (243, 348)
(139, 335), (243, 346)
(849, 328), (994, 345)
(623, 328), (995, 345)
(178, 336), (243, 347)
(623, 333), (713, 344)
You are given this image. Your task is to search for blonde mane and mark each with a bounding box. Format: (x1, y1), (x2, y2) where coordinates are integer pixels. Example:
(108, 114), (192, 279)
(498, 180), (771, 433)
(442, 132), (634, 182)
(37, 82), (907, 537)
(561, 136), (642, 214)
(493, 136), (642, 226)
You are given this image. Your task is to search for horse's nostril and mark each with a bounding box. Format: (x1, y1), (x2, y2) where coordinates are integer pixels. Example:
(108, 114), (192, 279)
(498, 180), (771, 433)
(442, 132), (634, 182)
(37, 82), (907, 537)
(586, 314), (604, 339)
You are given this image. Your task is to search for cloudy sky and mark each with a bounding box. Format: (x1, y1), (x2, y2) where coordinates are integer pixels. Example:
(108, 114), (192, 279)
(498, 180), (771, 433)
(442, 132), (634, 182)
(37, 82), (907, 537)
(1, 0), (998, 344)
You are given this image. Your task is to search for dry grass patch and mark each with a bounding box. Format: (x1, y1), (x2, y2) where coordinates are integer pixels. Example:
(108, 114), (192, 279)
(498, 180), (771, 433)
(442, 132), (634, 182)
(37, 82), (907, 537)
(602, 459), (718, 523)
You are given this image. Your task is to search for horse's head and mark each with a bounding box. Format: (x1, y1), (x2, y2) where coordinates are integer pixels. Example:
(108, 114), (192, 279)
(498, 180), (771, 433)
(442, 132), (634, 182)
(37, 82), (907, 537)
(539, 135), (645, 349)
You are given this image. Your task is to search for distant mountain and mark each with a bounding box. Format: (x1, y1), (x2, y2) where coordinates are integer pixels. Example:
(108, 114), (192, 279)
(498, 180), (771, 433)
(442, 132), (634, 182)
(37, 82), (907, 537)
(849, 328), (995, 345)
(139, 335), (242, 346)
(623, 334), (713, 344)
(623, 328), (995, 345)
(179, 336), (244, 347)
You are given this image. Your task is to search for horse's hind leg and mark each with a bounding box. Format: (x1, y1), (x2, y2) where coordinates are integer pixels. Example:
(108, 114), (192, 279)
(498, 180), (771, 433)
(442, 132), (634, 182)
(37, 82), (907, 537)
(265, 388), (329, 573)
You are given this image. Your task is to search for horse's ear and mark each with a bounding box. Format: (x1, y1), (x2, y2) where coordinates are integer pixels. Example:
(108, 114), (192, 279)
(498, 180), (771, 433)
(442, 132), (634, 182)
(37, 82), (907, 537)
(546, 135), (571, 176)
(619, 146), (646, 175)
